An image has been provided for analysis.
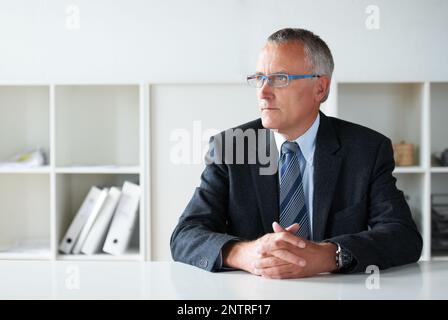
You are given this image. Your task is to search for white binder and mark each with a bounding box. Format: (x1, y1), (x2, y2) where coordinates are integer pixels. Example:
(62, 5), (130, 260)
(59, 186), (104, 254)
(103, 182), (140, 255)
(81, 187), (122, 255)
(71, 188), (109, 254)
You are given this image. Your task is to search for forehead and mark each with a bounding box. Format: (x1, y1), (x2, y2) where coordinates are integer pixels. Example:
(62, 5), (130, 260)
(256, 42), (307, 73)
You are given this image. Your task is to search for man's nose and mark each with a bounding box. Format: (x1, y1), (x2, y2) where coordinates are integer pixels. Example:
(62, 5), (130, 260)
(258, 80), (274, 99)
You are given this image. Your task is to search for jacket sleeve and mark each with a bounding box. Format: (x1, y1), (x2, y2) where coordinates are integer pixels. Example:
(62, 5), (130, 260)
(325, 137), (423, 273)
(170, 136), (241, 271)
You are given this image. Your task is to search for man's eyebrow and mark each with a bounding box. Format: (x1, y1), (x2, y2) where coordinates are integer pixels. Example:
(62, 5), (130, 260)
(255, 70), (289, 75)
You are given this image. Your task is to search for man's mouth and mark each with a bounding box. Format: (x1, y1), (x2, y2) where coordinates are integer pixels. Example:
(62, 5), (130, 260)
(260, 100), (279, 110)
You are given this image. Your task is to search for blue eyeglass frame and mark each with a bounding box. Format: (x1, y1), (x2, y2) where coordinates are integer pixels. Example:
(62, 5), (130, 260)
(247, 73), (321, 87)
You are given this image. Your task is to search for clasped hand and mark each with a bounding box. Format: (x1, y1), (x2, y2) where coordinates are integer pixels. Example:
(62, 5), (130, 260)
(224, 222), (337, 279)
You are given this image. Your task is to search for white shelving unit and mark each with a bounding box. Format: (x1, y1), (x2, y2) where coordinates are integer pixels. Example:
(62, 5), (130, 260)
(0, 81), (446, 262)
(0, 84), (149, 261)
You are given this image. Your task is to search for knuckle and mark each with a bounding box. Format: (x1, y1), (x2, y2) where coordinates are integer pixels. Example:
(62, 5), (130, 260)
(256, 246), (267, 257)
(278, 232), (287, 240)
(254, 243), (265, 255)
(273, 237), (283, 246)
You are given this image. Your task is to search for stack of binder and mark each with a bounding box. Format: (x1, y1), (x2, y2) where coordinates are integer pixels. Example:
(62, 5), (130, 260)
(432, 194), (448, 252)
(59, 181), (141, 256)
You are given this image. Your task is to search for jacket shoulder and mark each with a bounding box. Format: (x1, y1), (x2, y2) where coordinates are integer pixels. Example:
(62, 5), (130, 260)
(326, 115), (391, 145)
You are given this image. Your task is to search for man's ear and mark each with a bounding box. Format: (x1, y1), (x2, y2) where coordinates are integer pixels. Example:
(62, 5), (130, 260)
(314, 76), (331, 103)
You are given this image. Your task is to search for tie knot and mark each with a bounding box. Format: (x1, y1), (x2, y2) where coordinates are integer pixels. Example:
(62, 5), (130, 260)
(281, 141), (299, 155)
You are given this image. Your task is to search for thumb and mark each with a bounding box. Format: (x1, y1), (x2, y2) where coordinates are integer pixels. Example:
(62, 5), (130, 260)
(285, 223), (300, 234)
(273, 222), (301, 234)
(272, 221), (285, 233)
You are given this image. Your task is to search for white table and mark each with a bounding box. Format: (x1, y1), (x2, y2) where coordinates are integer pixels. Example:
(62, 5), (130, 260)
(0, 261), (447, 299)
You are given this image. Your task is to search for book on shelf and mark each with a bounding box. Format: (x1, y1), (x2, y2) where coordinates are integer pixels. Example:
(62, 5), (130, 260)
(72, 188), (109, 254)
(59, 186), (107, 254)
(81, 187), (122, 255)
(59, 181), (140, 256)
(103, 182), (141, 256)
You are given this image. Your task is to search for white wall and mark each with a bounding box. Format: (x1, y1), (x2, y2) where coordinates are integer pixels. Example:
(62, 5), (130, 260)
(1, 0), (447, 260)
(1, 0), (448, 83)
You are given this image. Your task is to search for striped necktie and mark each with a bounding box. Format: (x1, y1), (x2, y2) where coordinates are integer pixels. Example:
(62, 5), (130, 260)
(279, 141), (310, 239)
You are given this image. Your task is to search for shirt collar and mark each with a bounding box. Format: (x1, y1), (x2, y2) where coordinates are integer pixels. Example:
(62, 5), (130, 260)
(273, 113), (320, 165)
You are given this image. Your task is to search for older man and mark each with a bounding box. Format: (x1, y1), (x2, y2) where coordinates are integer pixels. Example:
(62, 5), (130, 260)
(170, 28), (422, 279)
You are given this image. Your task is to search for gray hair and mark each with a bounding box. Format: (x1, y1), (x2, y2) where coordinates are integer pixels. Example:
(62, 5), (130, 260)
(267, 28), (334, 78)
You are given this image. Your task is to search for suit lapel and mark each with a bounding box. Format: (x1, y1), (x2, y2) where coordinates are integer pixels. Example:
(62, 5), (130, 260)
(312, 112), (342, 241)
(250, 123), (280, 234)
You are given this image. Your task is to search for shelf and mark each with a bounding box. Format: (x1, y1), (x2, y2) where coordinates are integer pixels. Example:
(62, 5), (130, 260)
(0, 84), (146, 262)
(0, 166), (51, 174)
(0, 86), (50, 166)
(431, 255), (448, 261)
(0, 166), (142, 174)
(54, 85), (140, 167)
(0, 252), (51, 260)
(0, 240), (51, 260)
(55, 166), (141, 174)
(431, 167), (448, 173)
(393, 166), (425, 173)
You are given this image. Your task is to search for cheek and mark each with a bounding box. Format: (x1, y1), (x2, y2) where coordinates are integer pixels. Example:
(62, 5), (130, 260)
(290, 87), (314, 111)
(282, 90), (305, 114)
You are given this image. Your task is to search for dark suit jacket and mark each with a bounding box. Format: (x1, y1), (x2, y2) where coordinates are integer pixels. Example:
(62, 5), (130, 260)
(170, 111), (423, 273)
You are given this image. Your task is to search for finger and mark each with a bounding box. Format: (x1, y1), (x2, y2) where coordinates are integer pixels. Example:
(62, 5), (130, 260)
(256, 233), (306, 257)
(278, 232), (307, 248)
(253, 256), (290, 269)
(272, 221), (285, 233)
(266, 233), (307, 251)
(257, 264), (302, 279)
(283, 232), (307, 248)
(273, 222), (300, 235)
(270, 248), (307, 267)
(285, 223), (300, 234)
(272, 223), (306, 248)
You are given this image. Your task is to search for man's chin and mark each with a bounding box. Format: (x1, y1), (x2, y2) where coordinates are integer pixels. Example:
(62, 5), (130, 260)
(261, 116), (280, 130)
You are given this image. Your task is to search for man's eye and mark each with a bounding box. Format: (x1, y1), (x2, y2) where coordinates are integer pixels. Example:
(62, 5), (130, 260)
(274, 74), (287, 81)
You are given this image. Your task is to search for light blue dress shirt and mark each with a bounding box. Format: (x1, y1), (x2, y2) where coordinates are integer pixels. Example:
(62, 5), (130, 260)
(273, 113), (320, 240)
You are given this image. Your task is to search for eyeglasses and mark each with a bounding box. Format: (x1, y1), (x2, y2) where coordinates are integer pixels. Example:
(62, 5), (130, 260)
(246, 73), (321, 88)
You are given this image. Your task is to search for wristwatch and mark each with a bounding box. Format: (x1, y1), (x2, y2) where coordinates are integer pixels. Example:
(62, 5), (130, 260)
(333, 242), (354, 272)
